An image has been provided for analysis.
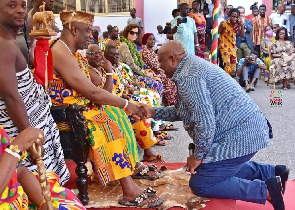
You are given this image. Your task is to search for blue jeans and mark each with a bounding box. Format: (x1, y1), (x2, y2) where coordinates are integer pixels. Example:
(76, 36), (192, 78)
(189, 153), (275, 204)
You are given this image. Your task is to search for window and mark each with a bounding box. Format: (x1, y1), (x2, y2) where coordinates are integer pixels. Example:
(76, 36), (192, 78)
(46, 0), (134, 15)
(53, 0), (77, 14)
(273, 0), (295, 10)
(85, 0), (134, 14)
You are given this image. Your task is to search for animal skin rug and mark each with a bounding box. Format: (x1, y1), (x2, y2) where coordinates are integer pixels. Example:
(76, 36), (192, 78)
(83, 164), (209, 210)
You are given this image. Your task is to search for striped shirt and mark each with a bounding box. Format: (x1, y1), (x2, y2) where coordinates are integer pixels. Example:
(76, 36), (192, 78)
(154, 55), (270, 163)
(252, 15), (271, 46)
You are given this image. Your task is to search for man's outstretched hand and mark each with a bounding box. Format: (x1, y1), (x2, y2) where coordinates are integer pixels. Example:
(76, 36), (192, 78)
(139, 103), (155, 118)
(125, 102), (147, 120)
(125, 102), (156, 120)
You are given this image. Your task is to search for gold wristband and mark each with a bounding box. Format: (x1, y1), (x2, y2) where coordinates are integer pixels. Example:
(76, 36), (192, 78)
(38, 199), (46, 210)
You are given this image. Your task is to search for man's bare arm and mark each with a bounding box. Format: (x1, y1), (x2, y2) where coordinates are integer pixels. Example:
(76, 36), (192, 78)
(52, 44), (128, 108)
(0, 41), (31, 131)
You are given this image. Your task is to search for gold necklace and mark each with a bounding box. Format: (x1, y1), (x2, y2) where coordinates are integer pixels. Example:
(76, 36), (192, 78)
(59, 39), (72, 54)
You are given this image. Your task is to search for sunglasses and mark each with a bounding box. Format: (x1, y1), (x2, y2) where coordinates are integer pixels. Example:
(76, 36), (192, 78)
(129, 31), (139, 36)
(87, 51), (102, 55)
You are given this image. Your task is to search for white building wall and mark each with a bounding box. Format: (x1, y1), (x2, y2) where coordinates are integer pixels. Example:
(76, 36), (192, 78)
(55, 16), (130, 35)
(55, 0), (178, 36)
(227, 0), (263, 16)
(143, 0), (178, 34)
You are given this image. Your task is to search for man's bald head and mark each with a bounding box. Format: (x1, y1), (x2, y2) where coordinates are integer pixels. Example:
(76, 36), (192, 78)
(158, 40), (187, 57)
(86, 44), (103, 68)
(87, 43), (100, 52)
(158, 41), (187, 78)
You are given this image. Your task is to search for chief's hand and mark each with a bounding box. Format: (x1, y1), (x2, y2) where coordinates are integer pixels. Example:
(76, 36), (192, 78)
(126, 102), (147, 120)
(186, 155), (202, 175)
(102, 59), (113, 73)
(12, 127), (44, 152)
(139, 103), (155, 118)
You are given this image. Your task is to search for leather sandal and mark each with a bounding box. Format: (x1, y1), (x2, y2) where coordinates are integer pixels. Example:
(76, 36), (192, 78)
(160, 123), (179, 131)
(118, 192), (164, 208)
(132, 164), (164, 180)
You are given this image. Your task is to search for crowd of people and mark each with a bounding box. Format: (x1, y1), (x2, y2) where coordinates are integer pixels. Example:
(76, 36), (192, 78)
(159, 1), (295, 92)
(0, 0), (292, 209)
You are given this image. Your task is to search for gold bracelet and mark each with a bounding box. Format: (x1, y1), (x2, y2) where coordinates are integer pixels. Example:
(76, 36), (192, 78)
(38, 199), (46, 210)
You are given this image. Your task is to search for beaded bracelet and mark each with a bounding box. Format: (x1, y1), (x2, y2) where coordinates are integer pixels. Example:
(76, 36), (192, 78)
(123, 99), (129, 109)
(4, 148), (20, 160)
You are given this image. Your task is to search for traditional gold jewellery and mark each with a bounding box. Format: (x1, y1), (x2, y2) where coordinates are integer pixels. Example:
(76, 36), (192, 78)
(36, 133), (43, 144)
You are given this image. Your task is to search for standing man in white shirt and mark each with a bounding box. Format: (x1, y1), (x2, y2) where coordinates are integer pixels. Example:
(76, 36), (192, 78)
(270, 4), (290, 33)
(154, 25), (169, 52)
(127, 8), (143, 29)
(171, 3), (199, 56)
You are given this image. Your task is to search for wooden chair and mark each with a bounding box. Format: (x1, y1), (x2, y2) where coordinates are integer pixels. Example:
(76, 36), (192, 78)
(50, 104), (90, 205)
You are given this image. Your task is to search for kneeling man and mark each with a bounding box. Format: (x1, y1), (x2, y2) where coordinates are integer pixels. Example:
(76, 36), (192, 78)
(141, 41), (288, 210)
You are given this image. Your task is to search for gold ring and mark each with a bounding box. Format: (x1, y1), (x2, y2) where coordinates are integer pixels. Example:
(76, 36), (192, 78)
(36, 139), (41, 143)
(38, 134), (43, 138)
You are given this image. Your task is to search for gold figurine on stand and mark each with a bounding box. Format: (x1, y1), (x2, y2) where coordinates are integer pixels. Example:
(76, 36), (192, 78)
(29, 2), (56, 209)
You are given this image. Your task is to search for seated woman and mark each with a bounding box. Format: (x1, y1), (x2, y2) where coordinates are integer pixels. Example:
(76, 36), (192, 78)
(141, 33), (178, 106)
(0, 126), (85, 209)
(269, 27), (295, 89)
(260, 26), (275, 82)
(119, 24), (163, 95)
(119, 24), (175, 139)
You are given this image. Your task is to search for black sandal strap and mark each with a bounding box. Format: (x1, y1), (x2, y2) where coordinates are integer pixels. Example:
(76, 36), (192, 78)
(144, 187), (157, 195)
(139, 166), (149, 175)
(134, 192), (148, 206)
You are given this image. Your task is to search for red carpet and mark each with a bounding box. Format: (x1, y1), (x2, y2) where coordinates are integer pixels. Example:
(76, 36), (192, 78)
(65, 161), (295, 210)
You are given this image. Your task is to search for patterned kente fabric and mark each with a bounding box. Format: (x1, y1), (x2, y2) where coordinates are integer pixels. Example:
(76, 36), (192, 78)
(112, 62), (164, 131)
(49, 39), (139, 186)
(0, 126), (85, 209)
(0, 67), (70, 186)
(95, 65), (158, 149)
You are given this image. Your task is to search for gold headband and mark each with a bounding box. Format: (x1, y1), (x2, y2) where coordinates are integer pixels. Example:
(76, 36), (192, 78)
(60, 10), (94, 28)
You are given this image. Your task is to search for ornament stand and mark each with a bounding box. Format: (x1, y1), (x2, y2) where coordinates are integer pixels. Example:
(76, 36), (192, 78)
(29, 2), (57, 209)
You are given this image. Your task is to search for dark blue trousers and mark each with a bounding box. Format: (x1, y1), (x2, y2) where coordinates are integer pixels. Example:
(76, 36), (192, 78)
(189, 153), (275, 204)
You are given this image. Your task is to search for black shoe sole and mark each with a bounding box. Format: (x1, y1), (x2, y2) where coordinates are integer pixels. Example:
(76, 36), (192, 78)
(266, 176), (285, 210)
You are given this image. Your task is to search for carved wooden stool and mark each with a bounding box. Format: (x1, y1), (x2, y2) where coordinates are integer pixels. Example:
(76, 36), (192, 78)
(50, 104), (89, 205)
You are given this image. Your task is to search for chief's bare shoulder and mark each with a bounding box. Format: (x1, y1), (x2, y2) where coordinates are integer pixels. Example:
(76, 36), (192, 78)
(0, 36), (18, 57)
(0, 35), (27, 73)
